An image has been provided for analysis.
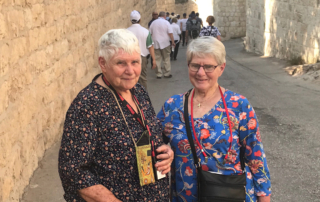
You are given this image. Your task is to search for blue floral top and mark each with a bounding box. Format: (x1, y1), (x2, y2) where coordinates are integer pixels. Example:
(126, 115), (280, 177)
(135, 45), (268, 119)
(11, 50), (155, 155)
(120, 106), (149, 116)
(157, 89), (271, 202)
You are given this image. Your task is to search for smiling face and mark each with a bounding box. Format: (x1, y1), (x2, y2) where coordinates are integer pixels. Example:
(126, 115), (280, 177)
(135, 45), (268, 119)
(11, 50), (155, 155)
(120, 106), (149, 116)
(99, 50), (141, 94)
(188, 54), (225, 92)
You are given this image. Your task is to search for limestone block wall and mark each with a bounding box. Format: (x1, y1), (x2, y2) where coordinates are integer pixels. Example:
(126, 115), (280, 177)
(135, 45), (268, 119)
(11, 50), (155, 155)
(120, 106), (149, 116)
(0, 0), (156, 201)
(156, 0), (198, 18)
(214, 0), (247, 40)
(245, 0), (320, 63)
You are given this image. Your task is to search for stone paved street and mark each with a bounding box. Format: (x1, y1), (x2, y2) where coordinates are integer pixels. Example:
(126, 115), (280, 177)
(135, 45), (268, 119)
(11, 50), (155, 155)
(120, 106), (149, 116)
(22, 39), (320, 202)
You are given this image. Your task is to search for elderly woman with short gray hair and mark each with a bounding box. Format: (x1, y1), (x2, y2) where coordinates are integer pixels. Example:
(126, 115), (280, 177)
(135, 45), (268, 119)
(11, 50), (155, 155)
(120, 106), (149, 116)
(157, 37), (271, 202)
(58, 29), (173, 202)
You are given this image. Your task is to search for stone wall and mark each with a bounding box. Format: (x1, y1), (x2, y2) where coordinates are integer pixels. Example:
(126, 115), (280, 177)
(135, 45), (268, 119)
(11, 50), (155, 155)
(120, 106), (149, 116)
(214, 0), (247, 40)
(245, 0), (320, 63)
(0, 0), (156, 201)
(156, 0), (198, 17)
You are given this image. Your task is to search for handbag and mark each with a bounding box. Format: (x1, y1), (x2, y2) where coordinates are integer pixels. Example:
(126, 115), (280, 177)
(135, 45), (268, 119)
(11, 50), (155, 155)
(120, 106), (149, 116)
(183, 88), (246, 202)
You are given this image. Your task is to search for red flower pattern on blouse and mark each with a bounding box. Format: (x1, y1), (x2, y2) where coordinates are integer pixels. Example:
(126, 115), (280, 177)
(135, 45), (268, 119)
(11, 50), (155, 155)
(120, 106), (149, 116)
(234, 162), (242, 171)
(178, 139), (190, 154)
(248, 118), (257, 130)
(256, 127), (262, 142)
(186, 190), (192, 196)
(185, 166), (193, 176)
(164, 122), (173, 134)
(182, 157), (188, 163)
(254, 150), (262, 157)
(248, 160), (264, 174)
(225, 149), (237, 164)
(200, 129), (210, 139)
(201, 165), (209, 171)
(232, 102), (239, 108)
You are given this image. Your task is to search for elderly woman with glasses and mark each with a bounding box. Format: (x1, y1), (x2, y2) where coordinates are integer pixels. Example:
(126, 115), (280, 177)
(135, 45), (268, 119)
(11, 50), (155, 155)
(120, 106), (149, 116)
(157, 37), (271, 202)
(58, 29), (173, 202)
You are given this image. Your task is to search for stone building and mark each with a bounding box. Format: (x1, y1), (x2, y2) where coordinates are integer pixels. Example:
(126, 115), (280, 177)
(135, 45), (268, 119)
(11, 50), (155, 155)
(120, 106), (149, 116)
(246, 0), (320, 63)
(0, 0), (319, 201)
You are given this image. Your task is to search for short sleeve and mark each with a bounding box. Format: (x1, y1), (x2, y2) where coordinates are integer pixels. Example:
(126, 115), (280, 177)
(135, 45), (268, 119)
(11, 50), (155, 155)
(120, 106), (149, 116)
(167, 22), (173, 34)
(216, 28), (221, 36)
(146, 32), (154, 48)
(177, 26), (181, 34)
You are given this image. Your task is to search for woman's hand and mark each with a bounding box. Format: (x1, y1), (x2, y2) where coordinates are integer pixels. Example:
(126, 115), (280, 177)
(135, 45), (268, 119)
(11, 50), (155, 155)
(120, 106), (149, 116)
(78, 185), (121, 202)
(155, 145), (174, 174)
(258, 196), (270, 202)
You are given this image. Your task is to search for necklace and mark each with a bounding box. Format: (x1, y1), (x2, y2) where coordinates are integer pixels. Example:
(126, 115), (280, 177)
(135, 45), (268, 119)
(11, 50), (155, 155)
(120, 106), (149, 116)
(194, 88), (218, 108)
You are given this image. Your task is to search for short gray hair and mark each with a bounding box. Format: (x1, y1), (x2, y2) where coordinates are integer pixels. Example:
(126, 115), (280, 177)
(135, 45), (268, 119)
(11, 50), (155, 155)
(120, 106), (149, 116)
(98, 29), (141, 62)
(159, 11), (166, 17)
(186, 36), (226, 65)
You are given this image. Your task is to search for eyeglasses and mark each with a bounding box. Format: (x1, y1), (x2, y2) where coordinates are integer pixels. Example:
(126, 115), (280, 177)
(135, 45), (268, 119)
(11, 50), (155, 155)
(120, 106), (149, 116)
(188, 63), (219, 72)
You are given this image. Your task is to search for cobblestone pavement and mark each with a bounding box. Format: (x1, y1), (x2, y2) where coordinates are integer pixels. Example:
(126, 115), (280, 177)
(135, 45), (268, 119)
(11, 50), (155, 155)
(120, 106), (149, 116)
(22, 39), (320, 202)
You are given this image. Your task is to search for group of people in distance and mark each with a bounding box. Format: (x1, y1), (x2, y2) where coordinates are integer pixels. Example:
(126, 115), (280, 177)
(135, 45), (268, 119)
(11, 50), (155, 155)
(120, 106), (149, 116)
(58, 9), (271, 202)
(123, 10), (222, 89)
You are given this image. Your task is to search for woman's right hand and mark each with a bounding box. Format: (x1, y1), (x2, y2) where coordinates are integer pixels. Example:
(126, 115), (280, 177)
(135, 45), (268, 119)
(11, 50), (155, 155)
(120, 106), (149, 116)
(78, 185), (122, 202)
(154, 145), (174, 174)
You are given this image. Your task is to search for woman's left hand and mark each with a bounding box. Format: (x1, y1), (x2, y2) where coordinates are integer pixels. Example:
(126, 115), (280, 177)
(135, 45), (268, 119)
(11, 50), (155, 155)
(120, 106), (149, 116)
(155, 145), (174, 174)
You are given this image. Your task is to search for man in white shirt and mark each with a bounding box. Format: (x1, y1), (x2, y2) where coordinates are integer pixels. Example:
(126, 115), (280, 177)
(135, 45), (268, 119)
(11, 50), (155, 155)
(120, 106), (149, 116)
(170, 18), (181, 60)
(149, 11), (175, 79)
(179, 13), (188, 46)
(127, 10), (156, 90)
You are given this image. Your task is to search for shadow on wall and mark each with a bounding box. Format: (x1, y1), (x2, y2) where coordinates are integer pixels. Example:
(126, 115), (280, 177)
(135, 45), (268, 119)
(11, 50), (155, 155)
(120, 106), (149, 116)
(246, 0), (320, 64)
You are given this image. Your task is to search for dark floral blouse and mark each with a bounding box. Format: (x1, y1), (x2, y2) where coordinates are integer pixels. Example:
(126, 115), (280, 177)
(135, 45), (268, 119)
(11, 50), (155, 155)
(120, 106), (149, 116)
(58, 75), (169, 201)
(199, 25), (221, 38)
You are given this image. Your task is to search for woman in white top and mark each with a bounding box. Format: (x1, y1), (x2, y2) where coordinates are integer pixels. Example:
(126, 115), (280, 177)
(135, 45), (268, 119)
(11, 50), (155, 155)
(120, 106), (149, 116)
(170, 18), (182, 60)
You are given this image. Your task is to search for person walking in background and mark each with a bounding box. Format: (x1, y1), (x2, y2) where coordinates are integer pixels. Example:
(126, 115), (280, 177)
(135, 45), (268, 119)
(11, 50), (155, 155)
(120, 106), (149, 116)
(149, 11), (175, 79)
(199, 15), (222, 41)
(148, 11), (159, 69)
(176, 14), (181, 46)
(170, 18), (181, 61)
(176, 14), (180, 21)
(166, 12), (170, 21)
(127, 10), (156, 90)
(196, 12), (203, 27)
(148, 11), (158, 28)
(188, 11), (196, 21)
(169, 12), (175, 24)
(179, 13), (188, 46)
(186, 13), (201, 43)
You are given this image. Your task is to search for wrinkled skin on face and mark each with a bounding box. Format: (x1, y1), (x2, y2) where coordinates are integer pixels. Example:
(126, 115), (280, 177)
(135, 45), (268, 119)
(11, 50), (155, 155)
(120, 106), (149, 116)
(99, 50), (141, 94)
